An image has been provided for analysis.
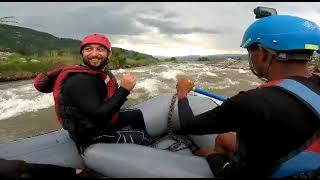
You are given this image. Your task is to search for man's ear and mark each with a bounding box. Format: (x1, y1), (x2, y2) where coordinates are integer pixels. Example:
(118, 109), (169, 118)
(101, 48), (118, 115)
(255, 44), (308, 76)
(107, 51), (112, 59)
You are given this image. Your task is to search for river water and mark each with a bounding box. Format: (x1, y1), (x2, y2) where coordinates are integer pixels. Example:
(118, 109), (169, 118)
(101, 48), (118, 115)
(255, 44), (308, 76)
(0, 61), (262, 143)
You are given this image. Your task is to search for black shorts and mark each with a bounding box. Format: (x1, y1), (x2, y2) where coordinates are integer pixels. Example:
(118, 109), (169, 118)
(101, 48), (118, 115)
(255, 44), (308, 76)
(85, 109), (154, 147)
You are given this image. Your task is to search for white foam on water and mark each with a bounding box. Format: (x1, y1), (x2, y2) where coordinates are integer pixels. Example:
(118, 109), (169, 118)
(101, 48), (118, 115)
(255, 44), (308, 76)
(159, 70), (184, 80)
(0, 82), (55, 120)
(158, 64), (170, 68)
(236, 69), (250, 74)
(131, 69), (150, 73)
(222, 78), (240, 85)
(112, 68), (126, 74)
(0, 89), (16, 100)
(0, 93), (54, 120)
(149, 70), (158, 76)
(247, 73), (258, 77)
(128, 92), (145, 100)
(176, 64), (205, 72)
(200, 71), (217, 77)
(249, 81), (262, 86)
(199, 82), (230, 90)
(212, 67), (228, 72)
(213, 85), (230, 89)
(203, 78), (239, 90)
(135, 78), (167, 95)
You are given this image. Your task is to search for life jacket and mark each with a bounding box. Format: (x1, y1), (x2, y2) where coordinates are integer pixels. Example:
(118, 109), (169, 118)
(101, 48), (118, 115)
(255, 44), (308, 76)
(260, 76), (320, 178)
(34, 65), (119, 126)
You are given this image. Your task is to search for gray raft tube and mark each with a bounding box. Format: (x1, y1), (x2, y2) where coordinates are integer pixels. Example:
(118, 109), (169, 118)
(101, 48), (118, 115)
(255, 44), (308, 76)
(133, 93), (219, 147)
(0, 93), (220, 177)
(83, 93), (220, 177)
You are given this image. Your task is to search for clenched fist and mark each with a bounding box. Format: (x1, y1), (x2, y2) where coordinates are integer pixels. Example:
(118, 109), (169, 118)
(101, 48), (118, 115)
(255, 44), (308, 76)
(120, 73), (136, 91)
(176, 76), (194, 100)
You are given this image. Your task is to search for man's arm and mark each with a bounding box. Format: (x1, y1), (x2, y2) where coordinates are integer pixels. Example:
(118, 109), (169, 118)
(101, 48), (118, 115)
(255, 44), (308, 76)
(175, 76), (243, 135)
(177, 96), (244, 135)
(63, 74), (129, 119)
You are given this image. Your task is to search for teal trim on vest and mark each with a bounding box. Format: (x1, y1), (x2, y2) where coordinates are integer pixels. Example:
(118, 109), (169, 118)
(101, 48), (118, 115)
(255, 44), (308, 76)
(271, 79), (320, 178)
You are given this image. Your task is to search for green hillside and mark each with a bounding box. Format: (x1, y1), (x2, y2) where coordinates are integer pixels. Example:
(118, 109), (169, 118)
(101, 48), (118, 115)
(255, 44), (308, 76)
(0, 23), (159, 81)
(0, 24), (80, 55)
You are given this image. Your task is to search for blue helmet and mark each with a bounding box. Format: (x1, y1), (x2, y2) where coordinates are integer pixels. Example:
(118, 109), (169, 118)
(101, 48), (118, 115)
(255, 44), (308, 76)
(241, 15), (320, 53)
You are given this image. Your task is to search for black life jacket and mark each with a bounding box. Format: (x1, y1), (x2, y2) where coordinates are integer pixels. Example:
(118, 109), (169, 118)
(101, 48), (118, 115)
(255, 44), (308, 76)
(260, 75), (320, 178)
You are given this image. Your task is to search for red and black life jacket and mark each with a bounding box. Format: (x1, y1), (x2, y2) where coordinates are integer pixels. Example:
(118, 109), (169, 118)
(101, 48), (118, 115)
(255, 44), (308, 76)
(259, 74), (320, 178)
(34, 65), (119, 126)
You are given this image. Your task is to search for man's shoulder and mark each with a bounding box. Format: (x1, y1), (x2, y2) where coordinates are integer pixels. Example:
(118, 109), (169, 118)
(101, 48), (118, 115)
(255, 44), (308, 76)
(64, 72), (101, 86)
(233, 76), (320, 101)
(229, 86), (278, 103)
(288, 75), (320, 94)
(234, 87), (268, 97)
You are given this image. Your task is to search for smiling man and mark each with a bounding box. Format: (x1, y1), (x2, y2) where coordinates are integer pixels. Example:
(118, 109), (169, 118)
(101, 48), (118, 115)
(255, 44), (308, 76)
(80, 34), (112, 70)
(34, 33), (154, 155)
(82, 44), (107, 67)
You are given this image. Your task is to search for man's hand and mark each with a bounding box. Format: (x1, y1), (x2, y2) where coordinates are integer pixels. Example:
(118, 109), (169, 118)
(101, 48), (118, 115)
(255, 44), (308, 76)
(176, 76), (194, 100)
(192, 146), (215, 157)
(120, 73), (136, 91)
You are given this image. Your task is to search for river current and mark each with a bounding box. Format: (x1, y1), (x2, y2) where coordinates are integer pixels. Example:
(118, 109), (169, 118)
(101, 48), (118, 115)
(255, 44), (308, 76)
(0, 61), (262, 143)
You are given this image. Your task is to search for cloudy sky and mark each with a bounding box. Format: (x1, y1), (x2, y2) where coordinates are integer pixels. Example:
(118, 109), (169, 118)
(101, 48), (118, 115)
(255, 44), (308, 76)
(1, 2), (320, 57)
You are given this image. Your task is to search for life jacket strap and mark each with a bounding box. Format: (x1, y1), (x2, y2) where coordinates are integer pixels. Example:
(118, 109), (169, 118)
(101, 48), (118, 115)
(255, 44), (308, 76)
(270, 79), (320, 178)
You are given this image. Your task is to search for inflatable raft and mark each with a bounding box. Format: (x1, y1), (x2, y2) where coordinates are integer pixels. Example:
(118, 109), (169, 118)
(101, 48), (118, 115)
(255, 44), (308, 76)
(0, 93), (220, 177)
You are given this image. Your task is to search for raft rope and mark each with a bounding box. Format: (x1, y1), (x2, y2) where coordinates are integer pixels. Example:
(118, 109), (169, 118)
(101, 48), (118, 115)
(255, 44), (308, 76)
(149, 94), (196, 152)
(165, 93), (195, 152)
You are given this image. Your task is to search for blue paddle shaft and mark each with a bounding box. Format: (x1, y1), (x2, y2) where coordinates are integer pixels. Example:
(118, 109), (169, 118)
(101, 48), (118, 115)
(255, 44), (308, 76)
(193, 87), (226, 102)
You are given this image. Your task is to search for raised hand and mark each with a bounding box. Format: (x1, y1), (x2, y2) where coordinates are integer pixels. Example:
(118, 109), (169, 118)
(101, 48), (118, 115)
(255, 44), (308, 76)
(176, 76), (194, 100)
(120, 73), (136, 91)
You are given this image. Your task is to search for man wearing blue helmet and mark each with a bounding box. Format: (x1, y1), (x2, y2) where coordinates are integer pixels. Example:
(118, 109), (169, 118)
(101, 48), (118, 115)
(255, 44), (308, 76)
(175, 8), (320, 178)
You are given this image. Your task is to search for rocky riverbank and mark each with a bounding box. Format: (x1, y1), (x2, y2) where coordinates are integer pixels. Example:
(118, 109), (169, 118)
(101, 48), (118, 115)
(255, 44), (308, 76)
(0, 71), (37, 82)
(0, 63), (153, 82)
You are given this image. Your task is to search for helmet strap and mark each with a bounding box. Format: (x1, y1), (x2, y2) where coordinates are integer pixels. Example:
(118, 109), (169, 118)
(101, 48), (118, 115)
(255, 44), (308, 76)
(253, 44), (274, 81)
(249, 57), (261, 78)
(248, 46), (271, 82)
(261, 52), (273, 81)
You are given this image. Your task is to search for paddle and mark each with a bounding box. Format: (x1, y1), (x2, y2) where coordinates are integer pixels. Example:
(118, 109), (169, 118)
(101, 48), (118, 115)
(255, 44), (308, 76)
(192, 87), (227, 102)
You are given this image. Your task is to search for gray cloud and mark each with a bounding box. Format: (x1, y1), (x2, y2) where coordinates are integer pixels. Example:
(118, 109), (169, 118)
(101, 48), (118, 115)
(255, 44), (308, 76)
(137, 17), (222, 35)
(64, 6), (145, 35)
(131, 8), (180, 21)
(0, 3), (155, 39)
(162, 12), (180, 20)
(0, 2), (319, 55)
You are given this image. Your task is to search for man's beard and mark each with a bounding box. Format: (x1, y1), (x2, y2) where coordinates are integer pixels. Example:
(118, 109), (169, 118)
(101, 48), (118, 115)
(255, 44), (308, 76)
(82, 57), (109, 70)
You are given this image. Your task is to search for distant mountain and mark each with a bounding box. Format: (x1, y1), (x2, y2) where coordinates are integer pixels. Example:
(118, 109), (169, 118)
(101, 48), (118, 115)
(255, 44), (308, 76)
(207, 54), (248, 61)
(116, 48), (156, 61)
(0, 23), (158, 62)
(0, 23), (248, 63)
(160, 54), (248, 61)
(0, 24), (80, 55)
(153, 55), (170, 60)
(175, 55), (201, 61)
